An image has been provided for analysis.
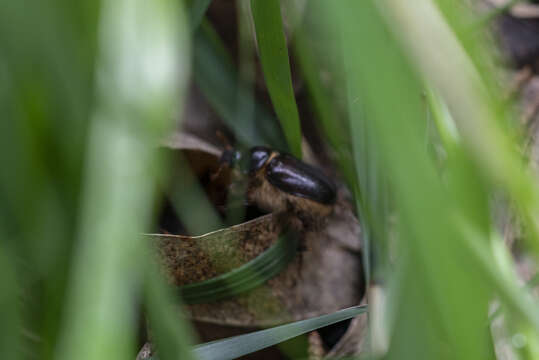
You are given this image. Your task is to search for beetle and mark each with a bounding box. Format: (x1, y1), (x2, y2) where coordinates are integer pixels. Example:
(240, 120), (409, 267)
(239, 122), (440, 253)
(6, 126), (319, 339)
(221, 146), (337, 226)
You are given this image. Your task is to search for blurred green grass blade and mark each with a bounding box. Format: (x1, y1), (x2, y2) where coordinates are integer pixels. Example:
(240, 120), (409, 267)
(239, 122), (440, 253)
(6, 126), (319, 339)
(58, 119), (152, 360)
(345, 71), (374, 287)
(292, 4), (357, 190)
(345, 58), (391, 288)
(291, 0), (376, 284)
(387, 0), (539, 334)
(425, 87), (459, 149)
(295, 43), (345, 150)
(290, 0), (388, 288)
(0, 1), (100, 358)
(297, 49), (358, 189)
(460, 224), (539, 330)
(193, 305), (367, 360)
(250, 0), (302, 157)
(426, 87), (491, 233)
(488, 244), (539, 323)
(187, 0), (212, 30)
(235, 0), (257, 154)
(327, 0), (539, 356)
(385, 0), (539, 254)
(326, 1), (497, 359)
(337, 4), (391, 290)
(178, 234), (297, 304)
(0, 242), (22, 359)
(166, 152), (223, 235)
(193, 22), (287, 150)
(56, 0), (191, 359)
(145, 262), (197, 360)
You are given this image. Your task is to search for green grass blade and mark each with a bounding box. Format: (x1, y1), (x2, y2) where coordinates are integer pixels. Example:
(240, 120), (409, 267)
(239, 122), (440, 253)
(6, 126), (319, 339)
(56, 1), (191, 359)
(0, 242), (22, 359)
(250, 0), (302, 157)
(188, 0), (212, 30)
(166, 152), (223, 235)
(193, 22), (287, 150)
(385, 0), (539, 331)
(344, 54), (391, 289)
(291, 4), (357, 190)
(289, 1), (384, 290)
(145, 261), (197, 360)
(0, 1), (100, 358)
(386, 0), (539, 254)
(193, 305), (367, 360)
(324, 1), (498, 358)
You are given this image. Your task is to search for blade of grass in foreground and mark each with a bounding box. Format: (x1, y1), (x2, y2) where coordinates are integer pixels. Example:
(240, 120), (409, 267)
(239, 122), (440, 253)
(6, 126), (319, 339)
(290, 1), (385, 298)
(327, 0), (539, 358)
(56, 1), (193, 359)
(385, 0), (539, 256)
(382, 0), (539, 328)
(0, 1), (100, 358)
(187, 0), (212, 30)
(0, 243), (21, 359)
(251, 0), (302, 157)
(194, 22), (287, 151)
(166, 152), (223, 235)
(193, 306), (367, 360)
(145, 261), (197, 360)
(290, 1), (357, 191)
(324, 1), (497, 359)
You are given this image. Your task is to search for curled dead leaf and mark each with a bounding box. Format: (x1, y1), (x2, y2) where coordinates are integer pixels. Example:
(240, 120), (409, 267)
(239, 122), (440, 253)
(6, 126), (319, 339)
(149, 213), (282, 286)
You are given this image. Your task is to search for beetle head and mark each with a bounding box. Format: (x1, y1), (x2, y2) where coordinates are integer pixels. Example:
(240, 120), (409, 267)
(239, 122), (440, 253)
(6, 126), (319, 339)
(219, 148), (241, 168)
(248, 146), (272, 174)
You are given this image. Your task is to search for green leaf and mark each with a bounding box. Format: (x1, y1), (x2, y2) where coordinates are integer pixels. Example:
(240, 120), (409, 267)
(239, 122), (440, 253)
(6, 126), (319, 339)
(0, 243), (21, 359)
(193, 22), (287, 151)
(193, 305), (367, 360)
(251, 0), (302, 157)
(291, 1), (357, 191)
(55, 1), (192, 359)
(382, 0), (539, 325)
(166, 152), (224, 235)
(418, 0), (539, 254)
(188, 0), (212, 30)
(322, 1), (498, 358)
(0, 1), (101, 357)
(145, 261), (197, 360)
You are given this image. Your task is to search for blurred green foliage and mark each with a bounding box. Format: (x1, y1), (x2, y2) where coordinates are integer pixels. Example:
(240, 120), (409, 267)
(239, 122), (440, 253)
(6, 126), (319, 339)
(0, 1), (100, 358)
(193, 21), (287, 151)
(2, 0), (539, 359)
(0, 0), (196, 359)
(250, 0), (302, 158)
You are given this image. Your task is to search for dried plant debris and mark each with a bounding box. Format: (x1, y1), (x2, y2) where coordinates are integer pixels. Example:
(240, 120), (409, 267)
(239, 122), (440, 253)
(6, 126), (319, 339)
(325, 307), (369, 359)
(488, 0), (539, 18)
(185, 190), (363, 327)
(150, 213), (281, 286)
(497, 14), (539, 70)
(162, 132), (221, 156)
(136, 343), (152, 360)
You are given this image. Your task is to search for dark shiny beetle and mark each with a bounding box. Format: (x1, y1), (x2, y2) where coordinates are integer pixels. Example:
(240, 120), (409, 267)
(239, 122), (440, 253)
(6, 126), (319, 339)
(248, 147), (336, 205)
(222, 146), (337, 224)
